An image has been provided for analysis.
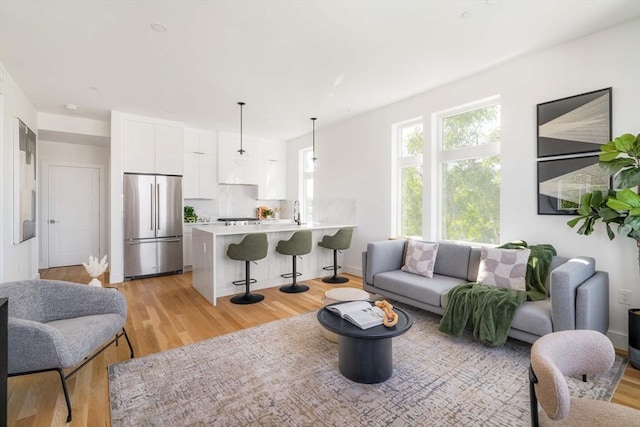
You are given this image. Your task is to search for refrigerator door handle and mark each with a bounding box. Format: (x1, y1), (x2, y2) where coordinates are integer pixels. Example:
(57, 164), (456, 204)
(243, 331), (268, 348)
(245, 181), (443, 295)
(150, 183), (155, 231)
(157, 237), (181, 243)
(157, 183), (161, 230)
(127, 240), (152, 245)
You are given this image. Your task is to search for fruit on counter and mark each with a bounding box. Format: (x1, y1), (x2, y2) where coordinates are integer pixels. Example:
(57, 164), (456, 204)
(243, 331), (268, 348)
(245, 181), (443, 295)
(184, 206), (198, 223)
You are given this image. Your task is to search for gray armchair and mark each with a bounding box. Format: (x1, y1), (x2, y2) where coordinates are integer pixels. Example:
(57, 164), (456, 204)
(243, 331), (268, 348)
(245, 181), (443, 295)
(0, 279), (134, 422)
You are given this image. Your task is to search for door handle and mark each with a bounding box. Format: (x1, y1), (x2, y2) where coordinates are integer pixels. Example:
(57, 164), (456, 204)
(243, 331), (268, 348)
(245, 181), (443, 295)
(150, 183), (154, 231)
(48, 219), (59, 224)
(157, 238), (181, 243)
(127, 240), (153, 245)
(157, 183), (161, 230)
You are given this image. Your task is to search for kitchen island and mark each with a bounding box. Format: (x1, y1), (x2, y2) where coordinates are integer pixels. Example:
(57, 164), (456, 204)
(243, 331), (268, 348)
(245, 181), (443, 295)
(191, 223), (356, 305)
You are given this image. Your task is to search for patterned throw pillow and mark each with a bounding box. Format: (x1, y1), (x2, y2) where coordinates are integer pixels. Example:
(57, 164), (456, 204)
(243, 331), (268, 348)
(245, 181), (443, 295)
(477, 247), (530, 291)
(401, 241), (439, 278)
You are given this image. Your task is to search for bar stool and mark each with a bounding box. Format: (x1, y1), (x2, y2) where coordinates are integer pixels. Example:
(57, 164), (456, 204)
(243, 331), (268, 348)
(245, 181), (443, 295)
(276, 230), (312, 293)
(317, 227), (353, 283)
(227, 233), (268, 304)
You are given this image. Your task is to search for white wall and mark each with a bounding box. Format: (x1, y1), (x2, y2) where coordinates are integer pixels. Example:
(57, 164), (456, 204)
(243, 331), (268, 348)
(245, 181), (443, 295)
(288, 19), (640, 349)
(38, 139), (110, 268)
(0, 63), (39, 282)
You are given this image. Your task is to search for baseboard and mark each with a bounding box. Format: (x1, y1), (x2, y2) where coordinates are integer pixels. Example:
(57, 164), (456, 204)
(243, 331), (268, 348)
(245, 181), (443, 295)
(607, 329), (628, 351)
(344, 266), (362, 278)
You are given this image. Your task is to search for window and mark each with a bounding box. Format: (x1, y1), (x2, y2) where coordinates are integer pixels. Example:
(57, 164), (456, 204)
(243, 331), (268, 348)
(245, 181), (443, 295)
(299, 147), (314, 223)
(436, 99), (501, 244)
(393, 119), (423, 237)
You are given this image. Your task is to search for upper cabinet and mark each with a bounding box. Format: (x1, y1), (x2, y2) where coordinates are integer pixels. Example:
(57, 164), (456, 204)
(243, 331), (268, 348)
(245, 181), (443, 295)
(217, 132), (259, 185)
(122, 114), (184, 175)
(184, 128), (217, 199)
(257, 140), (287, 200)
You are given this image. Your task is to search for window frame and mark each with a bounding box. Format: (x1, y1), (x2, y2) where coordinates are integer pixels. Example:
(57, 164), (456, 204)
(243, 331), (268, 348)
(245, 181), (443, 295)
(391, 117), (424, 238)
(432, 96), (501, 243)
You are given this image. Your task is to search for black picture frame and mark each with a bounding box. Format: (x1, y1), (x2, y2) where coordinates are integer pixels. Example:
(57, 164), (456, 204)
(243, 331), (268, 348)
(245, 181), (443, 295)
(537, 88), (612, 158)
(537, 155), (610, 215)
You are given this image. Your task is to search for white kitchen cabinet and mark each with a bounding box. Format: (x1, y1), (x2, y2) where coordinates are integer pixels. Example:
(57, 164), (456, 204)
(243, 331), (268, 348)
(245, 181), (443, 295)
(155, 123), (184, 175)
(183, 129), (217, 199)
(122, 115), (184, 175)
(258, 140), (287, 200)
(217, 132), (259, 185)
(122, 119), (155, 173)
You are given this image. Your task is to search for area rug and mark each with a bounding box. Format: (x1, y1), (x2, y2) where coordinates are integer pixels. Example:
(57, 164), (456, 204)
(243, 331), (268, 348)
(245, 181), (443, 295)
(108, 305), (627, 426)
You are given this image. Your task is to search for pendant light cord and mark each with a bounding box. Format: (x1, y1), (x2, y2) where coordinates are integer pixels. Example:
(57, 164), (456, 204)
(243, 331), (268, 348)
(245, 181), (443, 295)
(311, 117), (317, 162)
(238, 101), (245, 155)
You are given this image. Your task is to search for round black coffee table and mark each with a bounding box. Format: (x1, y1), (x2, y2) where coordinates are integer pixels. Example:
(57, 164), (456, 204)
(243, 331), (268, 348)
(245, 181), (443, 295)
(317, 303), (412, 384)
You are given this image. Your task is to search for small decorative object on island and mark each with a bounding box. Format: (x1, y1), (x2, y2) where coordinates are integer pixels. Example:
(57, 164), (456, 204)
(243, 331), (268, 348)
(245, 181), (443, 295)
(567, 132), (640, 369)
(375, 300), (399, 327)
(83, 255), (108, 287)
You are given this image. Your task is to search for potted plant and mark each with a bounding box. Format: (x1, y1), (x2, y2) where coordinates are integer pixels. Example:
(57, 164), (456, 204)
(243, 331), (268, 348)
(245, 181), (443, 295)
(567, 133), (640, 369)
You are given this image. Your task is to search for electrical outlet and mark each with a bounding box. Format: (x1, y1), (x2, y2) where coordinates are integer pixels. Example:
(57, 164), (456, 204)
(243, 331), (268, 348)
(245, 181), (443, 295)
(619, 289), (632, 306)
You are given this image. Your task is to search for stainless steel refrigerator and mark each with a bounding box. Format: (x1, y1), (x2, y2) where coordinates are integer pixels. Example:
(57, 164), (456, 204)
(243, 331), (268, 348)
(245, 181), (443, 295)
(124, 173), (183, 279)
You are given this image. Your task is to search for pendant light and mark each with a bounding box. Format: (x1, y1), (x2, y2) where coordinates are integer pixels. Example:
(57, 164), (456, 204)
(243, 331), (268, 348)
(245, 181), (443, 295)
(311, 117), (318, 166)
(234, 101), (249, 165)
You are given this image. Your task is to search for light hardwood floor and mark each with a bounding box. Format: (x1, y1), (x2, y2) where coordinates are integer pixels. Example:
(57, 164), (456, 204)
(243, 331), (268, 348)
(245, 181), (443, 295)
(7, 266), (640, 426)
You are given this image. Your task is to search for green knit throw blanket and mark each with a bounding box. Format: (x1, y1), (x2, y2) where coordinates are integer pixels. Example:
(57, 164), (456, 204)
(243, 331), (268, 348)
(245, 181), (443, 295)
(438, 241), (557, 346)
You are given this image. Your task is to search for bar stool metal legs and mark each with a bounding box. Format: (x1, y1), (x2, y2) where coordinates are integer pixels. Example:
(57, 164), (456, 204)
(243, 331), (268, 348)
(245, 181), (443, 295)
(227, 233), (268, 305)
(231, 260), (265, 304)
(318, 228), (353, 284)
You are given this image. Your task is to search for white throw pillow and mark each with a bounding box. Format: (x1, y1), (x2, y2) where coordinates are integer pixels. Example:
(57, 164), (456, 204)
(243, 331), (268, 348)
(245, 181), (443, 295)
(401, 240), (439, 278)
(477, 247), (530, 291)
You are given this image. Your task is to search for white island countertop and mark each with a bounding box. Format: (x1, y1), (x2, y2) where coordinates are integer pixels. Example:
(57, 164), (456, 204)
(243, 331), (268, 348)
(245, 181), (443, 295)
(193, 222), (355, 236)
(191, 222), (356, 305)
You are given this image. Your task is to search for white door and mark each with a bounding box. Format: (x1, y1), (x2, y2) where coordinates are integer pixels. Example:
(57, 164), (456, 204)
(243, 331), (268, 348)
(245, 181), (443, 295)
(48, 165), (100, 267)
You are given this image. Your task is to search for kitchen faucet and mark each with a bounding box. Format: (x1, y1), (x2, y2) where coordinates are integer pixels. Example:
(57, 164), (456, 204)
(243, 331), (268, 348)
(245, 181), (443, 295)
(293, 200), (301, 225)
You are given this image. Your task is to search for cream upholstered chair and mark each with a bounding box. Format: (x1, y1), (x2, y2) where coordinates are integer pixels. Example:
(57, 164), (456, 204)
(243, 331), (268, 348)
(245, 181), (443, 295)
(529, 329), (639, 426)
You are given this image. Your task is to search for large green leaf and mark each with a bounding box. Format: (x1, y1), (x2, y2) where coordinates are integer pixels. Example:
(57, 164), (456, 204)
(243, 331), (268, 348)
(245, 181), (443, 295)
(598, 206), (622, 220)
(615, 188), (640, 208)
(599, 151), (621, 162)
(614, 133), (636, 153)
(607, 198), (632, 211)
(599, 157), (635, 175)
(614, 168), (640, 189)
(605, 223), (615, 240)
(567, 217), (582, 228)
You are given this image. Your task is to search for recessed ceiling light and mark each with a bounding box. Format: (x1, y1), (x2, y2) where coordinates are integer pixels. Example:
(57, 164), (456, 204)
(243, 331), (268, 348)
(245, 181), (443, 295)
(150, 22), (168, 33)
(65, 104), (78, 111)
(461, 10), (473, 19)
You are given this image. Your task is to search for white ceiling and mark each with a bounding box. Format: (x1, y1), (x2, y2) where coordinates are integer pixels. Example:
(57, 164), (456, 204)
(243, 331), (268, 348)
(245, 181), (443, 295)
(1, 0), (639, 141)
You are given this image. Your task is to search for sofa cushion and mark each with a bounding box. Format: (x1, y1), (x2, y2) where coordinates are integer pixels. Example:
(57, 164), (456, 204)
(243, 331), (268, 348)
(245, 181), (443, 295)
(511, 299), (553, 337)
(374, 270), (466, 307)
(401, 241), (439, 278)
(477, 247), (530, 291)
(433, 242), (472, 280)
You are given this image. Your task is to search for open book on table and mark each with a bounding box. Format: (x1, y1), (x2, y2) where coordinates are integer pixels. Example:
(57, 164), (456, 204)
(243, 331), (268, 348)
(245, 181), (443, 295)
(326, 301), (385, 330)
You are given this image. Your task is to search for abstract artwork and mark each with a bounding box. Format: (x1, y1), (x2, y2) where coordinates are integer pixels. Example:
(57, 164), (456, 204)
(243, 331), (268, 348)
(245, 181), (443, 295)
(537, 88), (611, 158)
(537, 155), (610, 215)
(14, 118), (37, 243)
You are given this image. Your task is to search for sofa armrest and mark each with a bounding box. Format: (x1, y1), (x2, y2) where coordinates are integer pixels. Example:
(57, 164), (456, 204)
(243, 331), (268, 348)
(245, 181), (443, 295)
(364, 239), (406, 285)
(8, 317), (65, 373)
(550, 256), (596, 331)
(576, 271), (609, 334)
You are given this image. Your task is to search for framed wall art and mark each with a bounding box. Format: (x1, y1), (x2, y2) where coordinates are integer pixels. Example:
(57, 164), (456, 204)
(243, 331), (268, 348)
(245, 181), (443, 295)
(537, 155), (610, 215)
(14, 118), (37, 243)
(537, 87), (612, 158)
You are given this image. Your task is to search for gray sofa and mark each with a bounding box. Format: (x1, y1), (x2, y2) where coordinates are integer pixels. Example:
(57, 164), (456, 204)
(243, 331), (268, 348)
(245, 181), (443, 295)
(362, 239), (609, 344)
